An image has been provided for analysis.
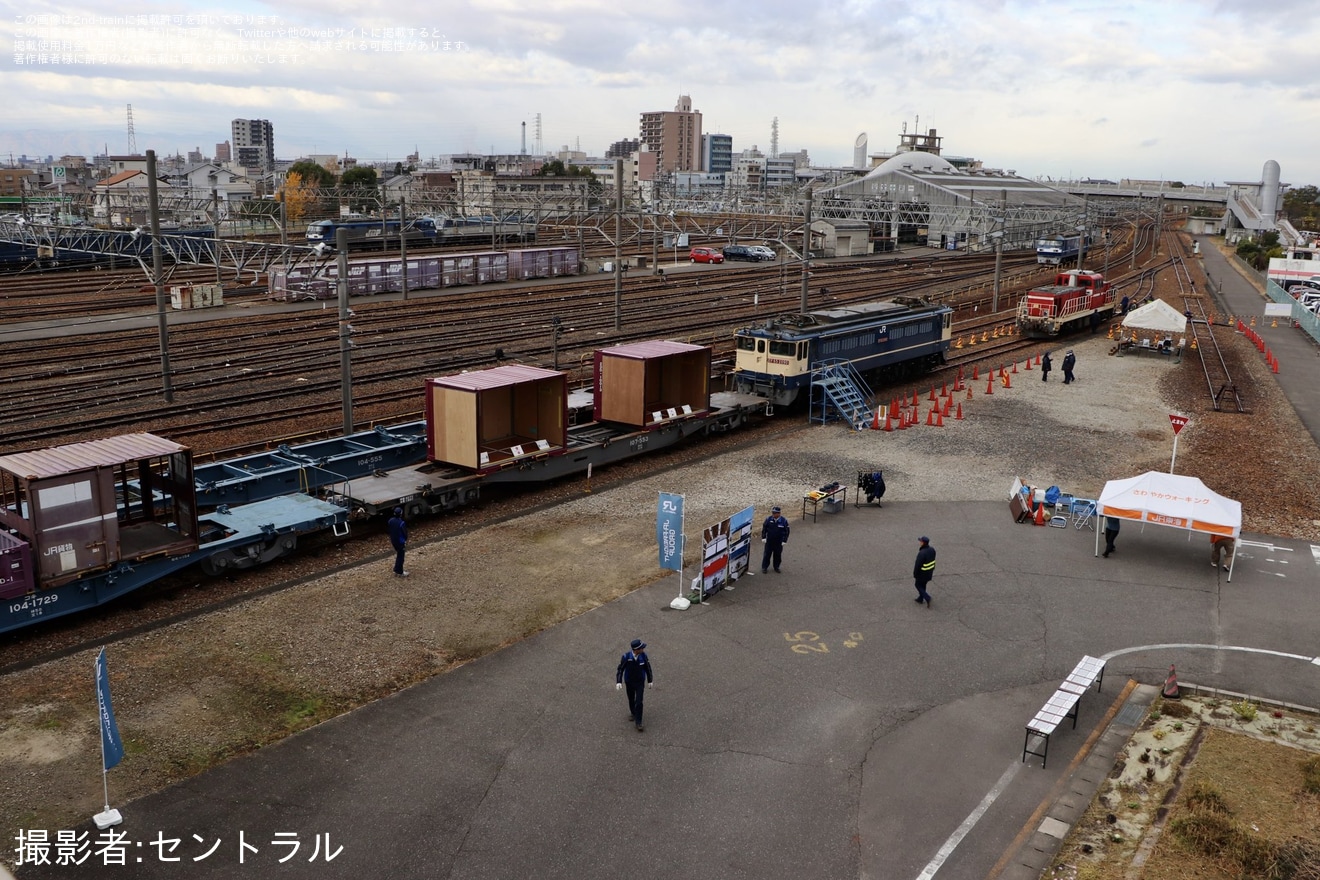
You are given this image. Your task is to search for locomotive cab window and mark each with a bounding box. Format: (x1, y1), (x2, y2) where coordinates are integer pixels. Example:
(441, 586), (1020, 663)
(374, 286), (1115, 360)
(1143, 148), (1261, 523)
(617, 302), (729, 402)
(736, 335), (756, 352)
(769, 341), (796, 357)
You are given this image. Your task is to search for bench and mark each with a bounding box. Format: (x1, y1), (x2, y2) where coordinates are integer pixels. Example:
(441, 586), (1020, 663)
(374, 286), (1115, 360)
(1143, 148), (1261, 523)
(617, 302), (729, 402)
(1022, 655), (1107, 768)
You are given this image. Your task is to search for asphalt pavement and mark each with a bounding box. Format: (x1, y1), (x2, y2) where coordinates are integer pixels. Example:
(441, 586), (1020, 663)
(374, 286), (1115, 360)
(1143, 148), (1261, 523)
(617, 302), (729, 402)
(18, 497), (1320, 880)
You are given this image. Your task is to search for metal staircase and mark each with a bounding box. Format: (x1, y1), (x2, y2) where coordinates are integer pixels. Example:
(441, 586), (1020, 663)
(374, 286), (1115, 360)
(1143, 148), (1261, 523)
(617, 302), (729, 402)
(808, 359), (874, 430)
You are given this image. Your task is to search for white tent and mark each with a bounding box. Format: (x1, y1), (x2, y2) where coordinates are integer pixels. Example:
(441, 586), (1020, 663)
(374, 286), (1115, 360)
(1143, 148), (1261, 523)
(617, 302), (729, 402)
(1121, 299), (1188, 335)
(1095, 472), (1242, 580)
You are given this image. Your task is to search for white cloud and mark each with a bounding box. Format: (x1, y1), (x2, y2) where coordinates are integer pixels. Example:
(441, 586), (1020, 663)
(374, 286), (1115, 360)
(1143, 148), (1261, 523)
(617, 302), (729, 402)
(0, 0), (1315, 185)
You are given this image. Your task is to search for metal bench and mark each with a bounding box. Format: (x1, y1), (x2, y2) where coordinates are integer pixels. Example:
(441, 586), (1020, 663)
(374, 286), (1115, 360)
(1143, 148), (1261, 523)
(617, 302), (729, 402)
(1022, 655), (1107, 768)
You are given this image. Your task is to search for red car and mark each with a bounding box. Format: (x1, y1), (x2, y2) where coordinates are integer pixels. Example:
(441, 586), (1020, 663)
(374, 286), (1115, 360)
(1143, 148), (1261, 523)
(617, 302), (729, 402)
(689, 246), (724, 264)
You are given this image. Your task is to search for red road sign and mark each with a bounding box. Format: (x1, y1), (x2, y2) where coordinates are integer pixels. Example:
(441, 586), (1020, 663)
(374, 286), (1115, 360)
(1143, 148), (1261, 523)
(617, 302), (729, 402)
(1169, 414), (1189, 435)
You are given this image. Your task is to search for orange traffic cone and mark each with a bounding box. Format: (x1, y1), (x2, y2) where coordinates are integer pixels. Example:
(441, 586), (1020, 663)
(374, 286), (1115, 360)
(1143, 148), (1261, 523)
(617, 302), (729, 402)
(883, 410), (893, 432)
(926, 408), (935, 426)
(929, 385), (937, 401)
(1012, 360), (1019, 374)
(942, 397), (952, 416)
(911, 390), (919, 406)
(986, 377), (994, 395)
(941, 381), (949, 397)
(1273, 357), (1279, 374)
(1033, 503), (1045, 526)
(1162, 665), (1180, 700)
(1025, 357), (1033, 371)
(1002, 371), (1012, 389)
(966, 385), (973, 401)
(935, 408), (944, 427)
(872, 408), (881, 430)
(897, 410), (907, 430)
(955, 402), (963, 420)
(972, 365), (979, 380)
(1035, 353), (1041, 365)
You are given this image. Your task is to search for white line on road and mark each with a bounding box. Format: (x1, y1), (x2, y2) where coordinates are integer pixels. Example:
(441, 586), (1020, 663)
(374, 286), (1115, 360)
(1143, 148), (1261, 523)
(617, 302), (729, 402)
(915, 761), (1021, 880)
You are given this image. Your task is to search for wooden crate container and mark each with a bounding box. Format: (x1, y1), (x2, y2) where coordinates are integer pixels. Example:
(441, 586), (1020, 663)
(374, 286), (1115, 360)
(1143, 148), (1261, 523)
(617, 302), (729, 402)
(425, 366), (568, 472)
(593, 341), (711, 427)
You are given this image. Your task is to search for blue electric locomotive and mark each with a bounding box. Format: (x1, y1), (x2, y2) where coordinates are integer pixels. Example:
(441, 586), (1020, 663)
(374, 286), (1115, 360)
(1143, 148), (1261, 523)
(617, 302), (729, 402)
(732, 297), (953, 406)
(1035, 233), (1091, 266)
(306, 216), (439, 250)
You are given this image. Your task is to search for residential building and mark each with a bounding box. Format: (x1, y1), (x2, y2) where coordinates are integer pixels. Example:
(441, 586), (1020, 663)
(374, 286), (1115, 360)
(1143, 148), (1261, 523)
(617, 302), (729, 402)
(91, 169), (171, 226)
(215, 141), (231, 162)
(606, 138), (640, 160)
(702, 134), (733, 174)
(0, 168), (34, 198)
(765, 156), (796, 189)
(173, 163), (254, 219)
(639, 95), (703, 174)
(231, 118), (275, 171)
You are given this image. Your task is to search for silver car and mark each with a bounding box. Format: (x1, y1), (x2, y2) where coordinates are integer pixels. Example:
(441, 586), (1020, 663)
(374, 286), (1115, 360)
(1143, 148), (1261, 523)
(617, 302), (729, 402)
(748, 245), (777, 261)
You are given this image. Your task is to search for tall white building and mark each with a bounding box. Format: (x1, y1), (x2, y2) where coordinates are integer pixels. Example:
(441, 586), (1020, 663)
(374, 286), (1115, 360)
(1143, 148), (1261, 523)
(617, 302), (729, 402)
(231, 119), (275, 171)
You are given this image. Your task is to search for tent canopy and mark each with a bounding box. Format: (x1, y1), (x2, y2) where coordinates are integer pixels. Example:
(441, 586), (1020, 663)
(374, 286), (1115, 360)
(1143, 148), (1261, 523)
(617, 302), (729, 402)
(1097, 472), (1240, 538)
(1121, 299), (1188, 335)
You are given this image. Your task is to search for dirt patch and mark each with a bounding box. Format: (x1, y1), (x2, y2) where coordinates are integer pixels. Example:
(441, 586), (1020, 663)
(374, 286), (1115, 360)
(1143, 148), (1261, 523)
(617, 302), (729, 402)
(1049, 695), (1320, 879)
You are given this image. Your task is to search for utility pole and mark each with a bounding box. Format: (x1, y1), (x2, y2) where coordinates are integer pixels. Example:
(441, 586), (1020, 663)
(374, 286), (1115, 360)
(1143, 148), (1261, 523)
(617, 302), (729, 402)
(992, 189), (1006, 312)
(146, 150), (173, 402)
(337, 228), (354, 435)
(800, 188), (812, 313)
(399, 198), (409, 301)
(614, 157), (623, 331)
(211, 186), (223, 287)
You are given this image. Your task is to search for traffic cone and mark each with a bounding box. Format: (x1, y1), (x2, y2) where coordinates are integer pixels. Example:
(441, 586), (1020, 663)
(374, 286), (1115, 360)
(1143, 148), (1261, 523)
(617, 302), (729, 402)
(935, 408), (944, 427)
(1002, 371), (1012, 389)
(1033, 503), (1045, 526)
(1025, 357), (1033, 371)
(992, 326), (1000, 338)
(1012, 360), (1019, 374)
(1273, 357), (1279, 374)
(897, 409), (907, 430)
(1271, 318), (1278, 328)
(973, 365), (979, 380)
(926, 407), (935, 426)
(942, 397), (952, 416)
(941, 381), (949, 397)
(911, 390), (919, 407)
(986, 377), (994, 395)
(883, 410), (893, 431)
(1162, 665), (1181, 700)
(982, 331), (989, 342)
(872, 408), (881, 430)
(957, 366), (964, 381)
(1035, 353), (1042, 366)
(966, 385), (973, 401)
(955, 402), (963, 420)
(1250, 316), (1256, 327)
(929, 385), (937, 401)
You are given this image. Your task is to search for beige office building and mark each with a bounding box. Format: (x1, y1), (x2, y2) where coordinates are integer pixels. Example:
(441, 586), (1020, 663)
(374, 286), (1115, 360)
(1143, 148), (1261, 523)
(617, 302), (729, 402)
(639, 95), (703, 174)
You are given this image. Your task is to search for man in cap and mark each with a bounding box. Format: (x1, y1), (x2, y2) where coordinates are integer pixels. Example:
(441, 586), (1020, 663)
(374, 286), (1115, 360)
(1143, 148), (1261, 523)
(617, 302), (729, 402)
(760, 505), (791, 573)
(913, 536), (936, 607)
(387, 506), (409, 577)
(1062, 350), (1077, 384)
(616, 638), (654, 731)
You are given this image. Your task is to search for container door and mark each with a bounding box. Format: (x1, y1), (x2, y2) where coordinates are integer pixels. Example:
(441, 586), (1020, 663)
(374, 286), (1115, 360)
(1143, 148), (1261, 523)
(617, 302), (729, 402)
(30, 467), (119, 583)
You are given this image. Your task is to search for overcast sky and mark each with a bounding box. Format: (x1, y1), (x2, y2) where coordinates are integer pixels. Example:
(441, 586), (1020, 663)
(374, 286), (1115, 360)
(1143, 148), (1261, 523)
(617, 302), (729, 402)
(4, 0), (1317, 187)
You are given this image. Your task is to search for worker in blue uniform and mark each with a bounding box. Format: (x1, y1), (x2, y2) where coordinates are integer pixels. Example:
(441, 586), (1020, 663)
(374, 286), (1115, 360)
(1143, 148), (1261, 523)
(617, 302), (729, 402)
(913, 536), (936, 607)
(387, 506), (409, 577)
(760, 506), (790, 573)
(616, 638), (654, 732)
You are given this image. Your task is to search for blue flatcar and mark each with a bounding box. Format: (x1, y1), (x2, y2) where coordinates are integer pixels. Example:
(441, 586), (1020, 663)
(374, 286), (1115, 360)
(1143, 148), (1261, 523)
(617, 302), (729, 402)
(732, 297), (953, 406)
(306, 217), (438, 250)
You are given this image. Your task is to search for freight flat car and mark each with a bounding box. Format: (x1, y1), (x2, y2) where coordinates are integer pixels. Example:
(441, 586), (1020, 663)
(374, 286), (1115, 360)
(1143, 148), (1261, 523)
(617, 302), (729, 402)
(1016, 269), (1116, 337)
(731, 296), (953, 407)
(0, 434), (347, 633)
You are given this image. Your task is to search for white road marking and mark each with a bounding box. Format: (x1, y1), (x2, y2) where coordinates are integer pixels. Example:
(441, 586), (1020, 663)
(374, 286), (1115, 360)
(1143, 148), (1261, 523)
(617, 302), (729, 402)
(916, 761), (1021, 880)
(1101, 643), (1316, 664)
(1312, 544), (1320, 565)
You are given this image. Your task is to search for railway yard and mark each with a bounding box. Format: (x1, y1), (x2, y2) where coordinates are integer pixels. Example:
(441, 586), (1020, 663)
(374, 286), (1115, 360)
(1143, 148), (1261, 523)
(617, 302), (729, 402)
(3, 227), (1320, 875)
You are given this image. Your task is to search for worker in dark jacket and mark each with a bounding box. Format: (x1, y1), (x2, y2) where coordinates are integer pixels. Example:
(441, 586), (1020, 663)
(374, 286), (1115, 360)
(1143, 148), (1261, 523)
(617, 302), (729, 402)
(760, 506), (790, 573)
(913, 536), (936, 607)
(1041, 351), (1052, 382)
(387, 506), (409, 577)
(616, 638), (654, 732)
(1062, 350), (1077, 384)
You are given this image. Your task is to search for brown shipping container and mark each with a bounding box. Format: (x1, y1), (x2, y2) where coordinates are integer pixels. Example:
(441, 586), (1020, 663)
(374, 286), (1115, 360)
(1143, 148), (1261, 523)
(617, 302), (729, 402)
(0, 433), (200, 589)
(425, 366), (568, 472)
(593, 341), (712, 426)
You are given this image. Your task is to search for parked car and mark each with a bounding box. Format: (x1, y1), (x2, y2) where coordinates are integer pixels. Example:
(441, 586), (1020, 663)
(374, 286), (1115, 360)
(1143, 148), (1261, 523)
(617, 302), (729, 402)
(721, 244), (765, 262)
(748, 245), (777, 261)
(690, 246), (724, 264)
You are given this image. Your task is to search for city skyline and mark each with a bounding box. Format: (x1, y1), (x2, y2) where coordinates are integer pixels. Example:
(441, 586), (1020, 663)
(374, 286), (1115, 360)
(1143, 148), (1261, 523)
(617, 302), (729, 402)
(4, 0), (1318, 186)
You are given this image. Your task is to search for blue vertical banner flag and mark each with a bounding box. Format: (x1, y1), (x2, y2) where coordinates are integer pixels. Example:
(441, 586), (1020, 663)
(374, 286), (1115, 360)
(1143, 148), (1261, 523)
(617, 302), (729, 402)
(96, 648), (124, 771)
(657, 492), (684, 572)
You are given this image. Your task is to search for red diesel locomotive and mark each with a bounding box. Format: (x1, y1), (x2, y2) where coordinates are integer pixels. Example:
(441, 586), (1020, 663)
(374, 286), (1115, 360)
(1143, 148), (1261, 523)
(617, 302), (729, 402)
(1017, 270), (1117, 337)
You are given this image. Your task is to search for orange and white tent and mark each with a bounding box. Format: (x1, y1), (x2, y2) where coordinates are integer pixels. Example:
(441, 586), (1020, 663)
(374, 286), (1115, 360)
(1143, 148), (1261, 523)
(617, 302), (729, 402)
(1095, 472), (1242, 578)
